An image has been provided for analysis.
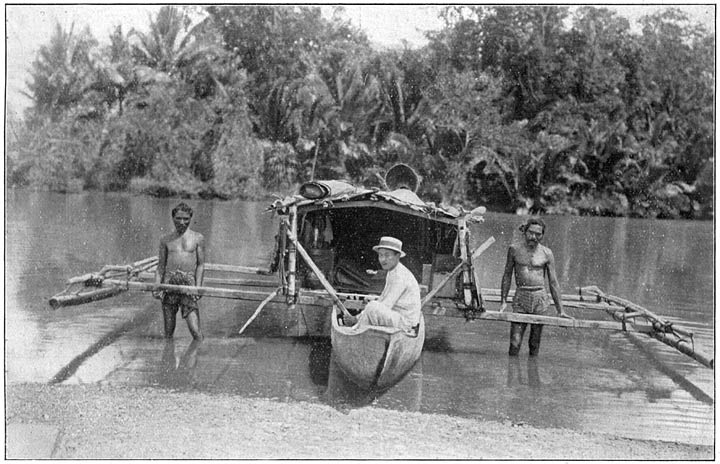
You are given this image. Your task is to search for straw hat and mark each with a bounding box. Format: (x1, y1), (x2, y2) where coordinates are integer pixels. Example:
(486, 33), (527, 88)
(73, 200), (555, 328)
(372, 236), (406, 258)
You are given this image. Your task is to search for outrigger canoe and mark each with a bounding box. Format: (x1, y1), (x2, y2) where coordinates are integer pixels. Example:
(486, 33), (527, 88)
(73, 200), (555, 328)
(331, 306), (425, 391)
(50, 164), (714, 387)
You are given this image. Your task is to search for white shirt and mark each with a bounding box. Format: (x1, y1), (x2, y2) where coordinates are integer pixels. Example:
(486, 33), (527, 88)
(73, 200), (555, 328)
(378, 262), (421, 327)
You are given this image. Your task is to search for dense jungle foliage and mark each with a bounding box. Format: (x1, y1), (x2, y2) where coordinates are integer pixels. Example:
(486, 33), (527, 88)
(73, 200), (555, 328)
(7, 6), (714, 218)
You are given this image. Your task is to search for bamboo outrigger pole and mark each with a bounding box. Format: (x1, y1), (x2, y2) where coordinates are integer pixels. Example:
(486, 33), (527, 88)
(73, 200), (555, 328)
(49, 287), (127, 310)
(580, 286), (713, 369)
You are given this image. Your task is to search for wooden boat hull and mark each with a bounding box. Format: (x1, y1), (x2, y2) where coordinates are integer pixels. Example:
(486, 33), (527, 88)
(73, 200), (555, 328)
(330, 305), (425, 391)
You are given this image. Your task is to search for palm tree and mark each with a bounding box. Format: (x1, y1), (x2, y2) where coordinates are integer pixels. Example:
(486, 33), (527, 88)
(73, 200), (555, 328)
(24, 22), (98, 120)
(84, 26), (144, 116)
(128, 6), (225, 96)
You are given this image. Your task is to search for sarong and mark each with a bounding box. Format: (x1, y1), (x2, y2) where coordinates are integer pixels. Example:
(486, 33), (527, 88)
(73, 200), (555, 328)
(512, 286), (549, 315)
(162, 270), (199, 318)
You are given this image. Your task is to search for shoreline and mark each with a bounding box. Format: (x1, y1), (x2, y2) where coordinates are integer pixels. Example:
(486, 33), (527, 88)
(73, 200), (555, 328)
(6, 383), (713, 460)
(6, 187), (714, 222)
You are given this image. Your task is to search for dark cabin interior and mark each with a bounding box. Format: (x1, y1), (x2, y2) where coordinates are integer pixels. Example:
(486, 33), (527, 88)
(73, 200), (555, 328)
(296, 206), (459, 295)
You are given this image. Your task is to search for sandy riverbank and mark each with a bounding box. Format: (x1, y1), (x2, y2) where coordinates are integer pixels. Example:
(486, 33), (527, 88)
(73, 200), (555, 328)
(5, 383), (713, 460)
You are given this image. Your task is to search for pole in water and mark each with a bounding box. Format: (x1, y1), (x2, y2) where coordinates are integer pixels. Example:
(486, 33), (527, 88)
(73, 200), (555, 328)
(238, 287), (281, 335)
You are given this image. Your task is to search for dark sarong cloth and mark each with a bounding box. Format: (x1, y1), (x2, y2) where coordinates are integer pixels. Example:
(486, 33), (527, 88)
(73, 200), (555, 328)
(162, 270), (199, 318)
(512, 286), (549, 315)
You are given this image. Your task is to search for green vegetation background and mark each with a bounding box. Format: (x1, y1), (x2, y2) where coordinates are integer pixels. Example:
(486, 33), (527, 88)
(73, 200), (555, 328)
(7, 6), (714, 219)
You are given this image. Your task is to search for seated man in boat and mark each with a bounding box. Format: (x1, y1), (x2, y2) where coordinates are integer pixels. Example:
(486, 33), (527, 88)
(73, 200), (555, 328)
(500, 217), (571, 356)
(345, 236), (421, 333)
(152, 202), (206, 341)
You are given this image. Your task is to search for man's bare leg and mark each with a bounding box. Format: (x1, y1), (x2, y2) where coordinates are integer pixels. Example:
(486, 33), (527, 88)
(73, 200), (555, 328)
(528, 324), (543, 356)
(181, 339), (201, 368)
(185, 310), (203, 341)
(163, 304), (177, 338)
(509, 322), (527, 356)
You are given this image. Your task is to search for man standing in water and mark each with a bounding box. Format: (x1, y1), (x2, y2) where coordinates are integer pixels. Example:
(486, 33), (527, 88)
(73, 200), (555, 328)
(500, 218), (570, 356)
(153, 202), (206, 340)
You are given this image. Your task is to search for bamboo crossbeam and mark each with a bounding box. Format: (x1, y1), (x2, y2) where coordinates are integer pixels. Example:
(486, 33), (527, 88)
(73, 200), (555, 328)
(471, 311), (654, 333)
(134, 272), (278, 288)
(204, 263), (273, 275)
(482, 294), (620, 312)
(68, 262), (273, 286)
(55, 279), (281, 304)
(581, 286), (695, 339)
(130, 256), (159, 267)
(67, 273), (101, 285)
(99, 265), (138, 273)
(65, 257), (159, 284)
(480, 287), (602, 303)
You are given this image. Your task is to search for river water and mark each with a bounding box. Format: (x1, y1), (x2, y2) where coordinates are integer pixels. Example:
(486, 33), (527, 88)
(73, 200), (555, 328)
(5, 190), (714, 446)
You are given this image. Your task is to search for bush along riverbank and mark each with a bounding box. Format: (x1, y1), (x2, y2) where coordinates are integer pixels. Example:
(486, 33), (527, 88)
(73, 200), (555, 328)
(8, 6), (713, 220)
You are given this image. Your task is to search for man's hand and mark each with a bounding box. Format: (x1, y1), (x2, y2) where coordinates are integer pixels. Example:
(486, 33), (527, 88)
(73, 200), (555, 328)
(343, 314), (358, 326)
(557, 310), (573, 319)
(152, 289), (165, 300)
(499, 302), (508, 313)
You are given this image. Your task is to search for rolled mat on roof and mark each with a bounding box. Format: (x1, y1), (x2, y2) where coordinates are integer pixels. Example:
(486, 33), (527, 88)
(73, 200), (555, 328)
(299, 180), (357, 199)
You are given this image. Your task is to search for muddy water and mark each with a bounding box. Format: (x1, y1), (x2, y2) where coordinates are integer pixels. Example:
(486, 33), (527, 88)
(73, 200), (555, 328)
(5, 191), (714, 446)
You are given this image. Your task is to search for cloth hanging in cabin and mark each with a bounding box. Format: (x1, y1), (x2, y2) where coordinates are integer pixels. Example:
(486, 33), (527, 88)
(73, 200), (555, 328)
(323, 217), (333, 244)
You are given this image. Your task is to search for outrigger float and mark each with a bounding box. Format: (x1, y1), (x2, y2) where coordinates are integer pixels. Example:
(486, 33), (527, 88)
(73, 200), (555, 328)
(50, 165), (713, 388)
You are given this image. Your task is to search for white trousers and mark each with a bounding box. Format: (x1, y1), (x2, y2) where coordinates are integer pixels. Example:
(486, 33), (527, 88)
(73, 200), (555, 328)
(357, 301), (403, 328)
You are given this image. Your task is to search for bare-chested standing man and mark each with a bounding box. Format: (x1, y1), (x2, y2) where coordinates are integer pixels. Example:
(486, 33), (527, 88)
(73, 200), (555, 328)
(500, 217), (570, 356)
(153, 202), (206, 340)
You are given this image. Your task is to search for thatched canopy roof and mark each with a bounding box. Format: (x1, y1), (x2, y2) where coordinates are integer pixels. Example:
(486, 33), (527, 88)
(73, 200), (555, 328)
(270, 180), (462, 224)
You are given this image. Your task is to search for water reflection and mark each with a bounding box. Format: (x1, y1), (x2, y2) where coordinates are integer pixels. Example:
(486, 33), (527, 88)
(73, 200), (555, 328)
(156, 339), (202, 390)
(506, 356), (541, 388)
(324, 354), (424, 412)
(308, 338), (332, 386)
(325, 355), (376, 408)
